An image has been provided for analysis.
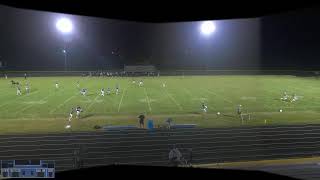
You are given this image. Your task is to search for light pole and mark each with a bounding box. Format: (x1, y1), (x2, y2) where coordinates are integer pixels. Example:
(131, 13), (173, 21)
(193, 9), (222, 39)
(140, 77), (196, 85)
(56, 17), (73, 71)
(62, 47), (67, 71)
(199, 21), (216, 70)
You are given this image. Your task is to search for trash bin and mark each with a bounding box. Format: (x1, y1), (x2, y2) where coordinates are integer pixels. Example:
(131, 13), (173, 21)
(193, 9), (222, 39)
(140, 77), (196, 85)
(147, 119), (154, 130)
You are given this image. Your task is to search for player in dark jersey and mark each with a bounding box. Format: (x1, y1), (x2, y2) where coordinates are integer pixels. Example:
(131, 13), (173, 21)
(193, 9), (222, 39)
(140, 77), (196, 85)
(24, 73), (27, 80)
(138, 114), (145, 128)
(201, 103), (208, 113)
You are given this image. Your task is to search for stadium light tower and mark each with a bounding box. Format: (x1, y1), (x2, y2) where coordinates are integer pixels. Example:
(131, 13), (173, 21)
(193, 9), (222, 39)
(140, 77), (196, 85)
(200, 21), (216, 36)
(56, 17), (73, 71)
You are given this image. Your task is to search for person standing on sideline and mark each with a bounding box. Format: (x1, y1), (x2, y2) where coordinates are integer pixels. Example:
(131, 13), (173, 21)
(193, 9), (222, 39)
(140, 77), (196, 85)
(237, 104), (242, 115)
(138, 113), (145, 128)
(169, 144), (182, 167)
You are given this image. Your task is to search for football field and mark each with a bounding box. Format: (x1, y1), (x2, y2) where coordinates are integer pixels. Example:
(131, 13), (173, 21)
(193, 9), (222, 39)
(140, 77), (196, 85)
(0, 75), (320, 134)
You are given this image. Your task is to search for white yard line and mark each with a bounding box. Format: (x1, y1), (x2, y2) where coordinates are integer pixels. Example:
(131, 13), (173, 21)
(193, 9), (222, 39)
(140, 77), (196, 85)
(163, 89), (183, 110)
(87, 94), (100, 111)
(0, 88), (16, 96)
(49, 95), (77, 114)
(104, 94), (115, 112)
(184, 88), (215, 110)
(24, 90), (40, 96)
(143, 87), (152, 112)
(0, 91), (40, 109)
(204, 89), (234, 104)
(18, 93), (53, 114)
(183, 88), (197, 100)
(0, 101), (14, 110)
(117, 88), (127, 112)
(183, 88), (193, 97)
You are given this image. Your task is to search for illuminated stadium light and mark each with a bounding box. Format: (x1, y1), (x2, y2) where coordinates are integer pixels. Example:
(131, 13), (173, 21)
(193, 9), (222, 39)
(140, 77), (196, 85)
(200, 21), (216, 36)
(56, 18), (73, 34)
(55, 17), (73, 71)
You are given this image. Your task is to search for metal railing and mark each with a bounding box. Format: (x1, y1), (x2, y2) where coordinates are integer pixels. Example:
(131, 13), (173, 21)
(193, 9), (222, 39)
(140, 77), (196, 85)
(0, 124), (320, 173)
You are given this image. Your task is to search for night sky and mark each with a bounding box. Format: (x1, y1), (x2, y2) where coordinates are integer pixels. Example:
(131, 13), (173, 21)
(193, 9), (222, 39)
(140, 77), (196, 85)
(0, 5), (319, 70)
(261, 7), (320, 69)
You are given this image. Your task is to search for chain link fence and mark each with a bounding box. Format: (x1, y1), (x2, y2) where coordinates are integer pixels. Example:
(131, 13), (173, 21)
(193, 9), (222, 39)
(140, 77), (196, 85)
(1, 69), (320, 77)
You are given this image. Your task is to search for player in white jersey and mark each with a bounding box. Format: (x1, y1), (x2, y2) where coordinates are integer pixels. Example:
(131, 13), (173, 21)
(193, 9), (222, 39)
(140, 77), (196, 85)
(116, 87), (119, 95)
(237, 104), (242, 115)
(291, 93), (298, 102)
(55, 82), (59, 89)
(25, 83), (30, 94)
(101, 88), (105, 96)
(16, 86), (22, 95)
(162, 82), (166, 88)
(115, 84), (119, 95)
(76, 106), (82, 119)
(69, 108), (74, 121)
(80, 88), (87, 96)
(106, 88), (111, 95)
(281, 91), (289, 101)
(139, 80), (143, 87)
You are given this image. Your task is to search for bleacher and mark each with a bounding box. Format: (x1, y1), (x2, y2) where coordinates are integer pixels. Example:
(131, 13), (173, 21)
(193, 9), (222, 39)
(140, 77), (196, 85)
(124, 65), (157, 76)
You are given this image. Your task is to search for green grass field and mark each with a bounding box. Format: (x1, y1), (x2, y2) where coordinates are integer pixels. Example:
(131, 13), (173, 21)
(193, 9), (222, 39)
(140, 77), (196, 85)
(1, 75), (320, 134)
